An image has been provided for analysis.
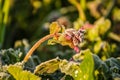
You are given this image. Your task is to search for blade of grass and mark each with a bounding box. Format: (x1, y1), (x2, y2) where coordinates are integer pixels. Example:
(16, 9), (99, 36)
(0, 0), (10, 48)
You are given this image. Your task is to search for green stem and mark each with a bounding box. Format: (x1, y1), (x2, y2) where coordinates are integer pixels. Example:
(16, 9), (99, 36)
(105, 0), (115, 18)
(69, 0), (86, 21)
(0, 0), (10, 48)
(108, 32), (120, 42)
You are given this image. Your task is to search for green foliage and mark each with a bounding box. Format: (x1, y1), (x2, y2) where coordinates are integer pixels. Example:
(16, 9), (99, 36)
(0, 0), (120, 80)
(34, 57), (60, 75)
(48, 23), (74, 48)
(113, 8), (120, 21)
(0, 48), (22, 65)
(1, 48), (119, 80)
(0, 0), (10, 48)
(49, 22), (61, 34)
(86, 17), (111, 41)
(105, 58), (120, 79)
(95, 18), (111, 35)
(8, 65), (41, 80)
(78, 49), (94, 80)
(93, 54), (120, 80)
(33, 49), (94, 80)
(60, 49), (94, 80)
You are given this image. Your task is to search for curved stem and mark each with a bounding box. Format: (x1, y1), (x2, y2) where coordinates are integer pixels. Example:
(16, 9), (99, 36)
(23, 34), (54, 63)
(69, 0), (86, 21)
(105, 0), (115, 18)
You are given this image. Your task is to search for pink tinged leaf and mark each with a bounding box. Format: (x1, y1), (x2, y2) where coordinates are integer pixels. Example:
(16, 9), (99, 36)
(74, 46), (80, 53)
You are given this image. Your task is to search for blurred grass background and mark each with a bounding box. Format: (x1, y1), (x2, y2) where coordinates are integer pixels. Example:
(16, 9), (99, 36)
(1, 0), (120, 62)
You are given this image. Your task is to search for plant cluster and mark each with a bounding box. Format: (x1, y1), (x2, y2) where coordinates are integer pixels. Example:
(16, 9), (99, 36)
(0, 0), (120, 80)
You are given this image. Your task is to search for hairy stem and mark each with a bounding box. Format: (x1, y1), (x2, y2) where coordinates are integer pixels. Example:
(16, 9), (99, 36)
(23, 34), (54, 63)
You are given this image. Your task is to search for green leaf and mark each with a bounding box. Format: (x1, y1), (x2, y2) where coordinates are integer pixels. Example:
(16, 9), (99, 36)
(0, 48), (22, 64)
(78, 49), (94, 80)
(93, 54), (110, 80)
(8, 65), (41, 80)
(49, 22), (61, 34)
(60, 49), (94, 80)
(95, 17), (111, 35)
(105, 58), (120, 78)
(87, 28), (99, 41)
(34, 57), (61, 75)
(113, 7), (120, 21)
(48, 33), (74, 48)
(48, 39), (58, 45)
(58, 34), (73, 48)
(59, 60), (81, 80)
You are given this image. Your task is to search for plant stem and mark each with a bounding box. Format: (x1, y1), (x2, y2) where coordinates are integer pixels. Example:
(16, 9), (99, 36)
(105, 0), (115, 18)
(69, 0), (86, 21)
(108, 32), (120, 42)
(0, 0), (10, 48)
(23, 34), (54, 63)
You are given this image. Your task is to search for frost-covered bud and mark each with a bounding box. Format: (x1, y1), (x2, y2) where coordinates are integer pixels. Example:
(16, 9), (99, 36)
(64, 27), (85, 52)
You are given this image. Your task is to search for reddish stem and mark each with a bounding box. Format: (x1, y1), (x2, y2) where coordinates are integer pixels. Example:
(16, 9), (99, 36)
(23, 34), (54, 63)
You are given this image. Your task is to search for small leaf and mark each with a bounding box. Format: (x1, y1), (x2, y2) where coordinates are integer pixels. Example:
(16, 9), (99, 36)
(58, 34), (74, 48)
(8, 65), (41, 80)
(48, 33), (74, 48)
(95, 17), (111, 35)
(48, 39), (58, 45)
(49, 22), (61, 34)
(113, 8), (120, 21)
(87, 28), (99, 41)
(34, 57), (61, 75)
